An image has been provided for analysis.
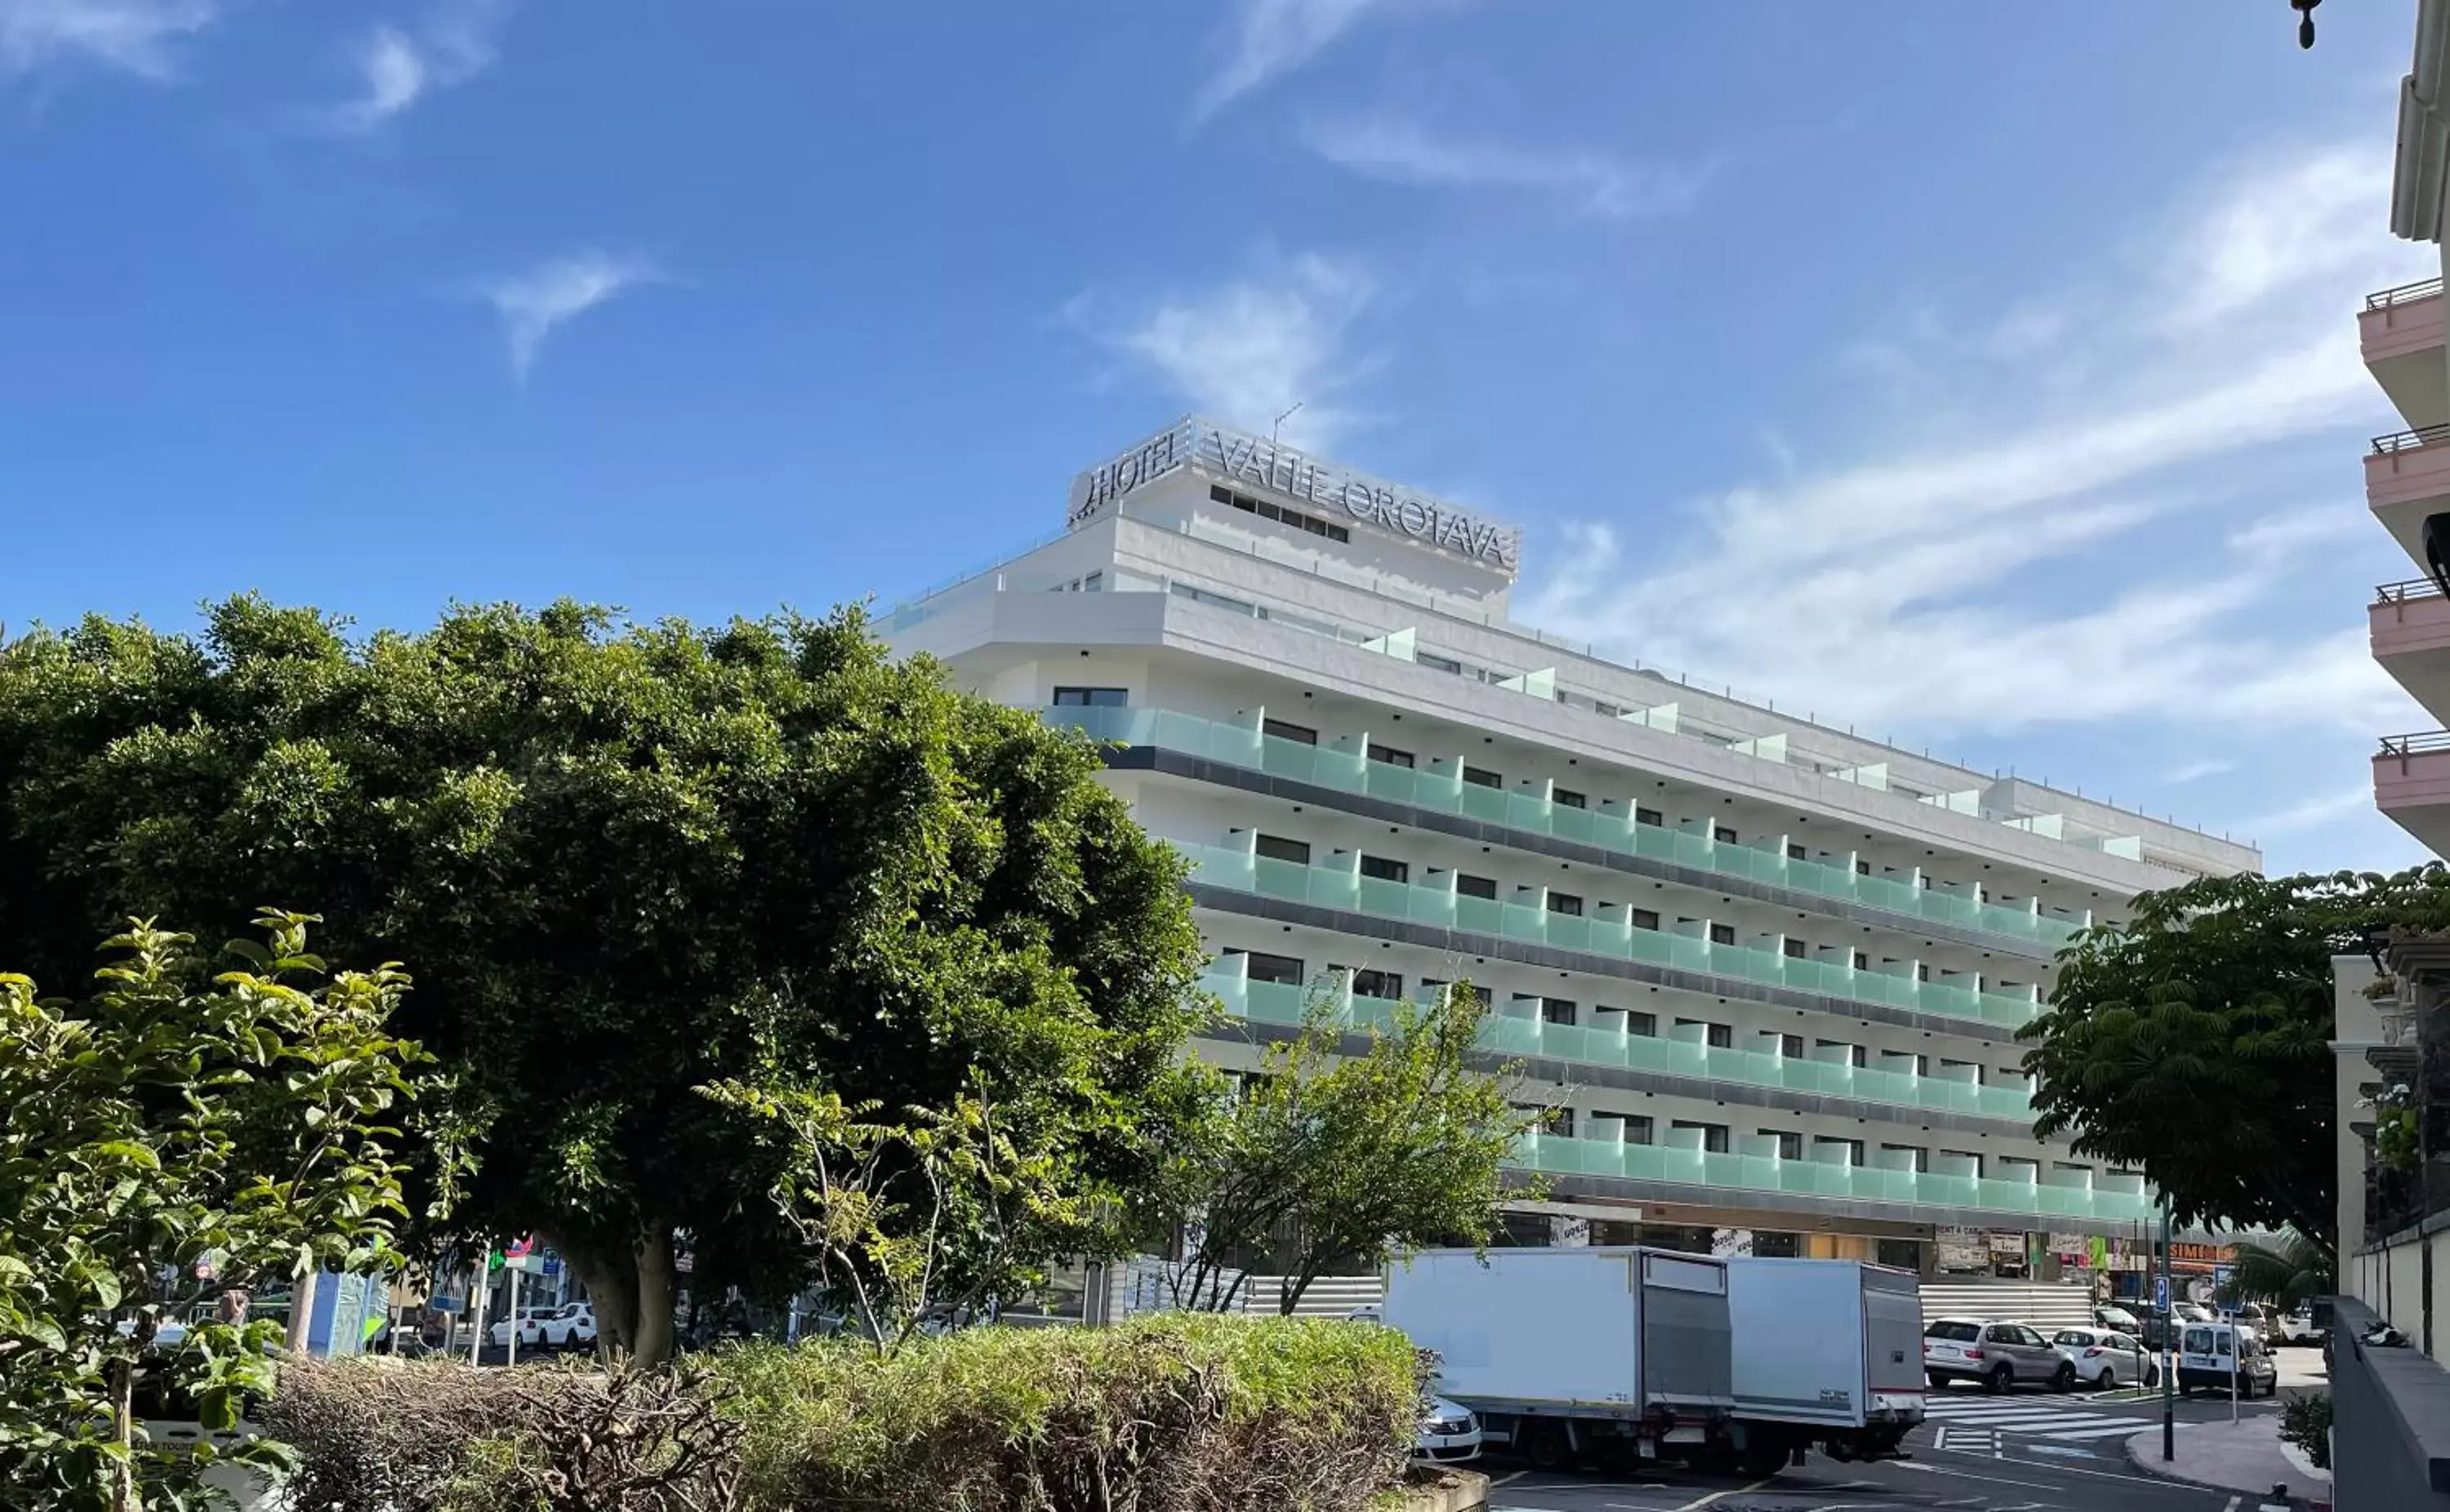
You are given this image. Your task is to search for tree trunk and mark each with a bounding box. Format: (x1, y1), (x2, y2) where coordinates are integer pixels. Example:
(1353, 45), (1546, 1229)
(107, 1354), (136, 1512)
(633, 1227), (677, 1367)
(284, 1265), (318, 1354)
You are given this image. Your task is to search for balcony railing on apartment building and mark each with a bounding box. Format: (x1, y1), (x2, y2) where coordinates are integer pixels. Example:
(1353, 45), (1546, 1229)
(1204, 972), (2036, 1121)
(1169, 838), (2042, 1030)
(2381, 577), (2450, 607)
(2381, 731), (2450, 758)
(1050, 705), (2086, 953)
(2376, 425), (2450, 456)
(2369, 276), (2449, 310)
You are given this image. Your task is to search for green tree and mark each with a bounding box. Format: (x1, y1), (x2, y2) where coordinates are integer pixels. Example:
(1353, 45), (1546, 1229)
(2019, 865), (2450, 1260)
(1145, 982), (1541, 1314)
(2225, 1228), (2334, 1310)
(0, 600), (1209, 1365)
(0, 914), (434, 1512)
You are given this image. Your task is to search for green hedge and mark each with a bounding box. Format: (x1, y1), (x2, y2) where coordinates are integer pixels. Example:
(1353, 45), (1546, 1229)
(717, 1313), (1420, 1512)
(265, 1314), (1420, 1512)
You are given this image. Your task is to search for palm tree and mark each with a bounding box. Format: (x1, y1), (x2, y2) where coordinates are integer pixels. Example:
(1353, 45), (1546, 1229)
(2225, 1229), (2333, 1309)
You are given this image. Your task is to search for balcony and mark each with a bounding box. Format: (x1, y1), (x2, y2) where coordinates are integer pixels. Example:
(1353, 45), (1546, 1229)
(1049, 705), (2084, 954)
(1514, 1131), (2152, 1226)
(2367, 278), (2450, 432)
(2368, 426), (2450, 567)
(2376, 580), (2450, 719)
(2376, 732), (2450, 854)
(1205, 972), (2037, 1123)
(1171, 838), (2042, 1031)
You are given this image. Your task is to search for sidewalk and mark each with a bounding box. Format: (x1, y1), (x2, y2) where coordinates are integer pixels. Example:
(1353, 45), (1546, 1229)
(2123, 1417), (2331, 1506)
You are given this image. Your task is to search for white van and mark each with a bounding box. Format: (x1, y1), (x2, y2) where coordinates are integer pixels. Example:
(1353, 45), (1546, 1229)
(2175, 1323), (2278, 1398)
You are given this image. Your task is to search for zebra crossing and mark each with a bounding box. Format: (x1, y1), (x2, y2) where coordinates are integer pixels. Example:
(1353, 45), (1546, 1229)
(1921, 1394), (2158, 1447)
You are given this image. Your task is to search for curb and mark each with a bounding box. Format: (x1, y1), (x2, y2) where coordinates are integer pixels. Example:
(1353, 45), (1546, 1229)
(1396, 1468), (1489, 1512)
(2119, 1430), (2328, 1510)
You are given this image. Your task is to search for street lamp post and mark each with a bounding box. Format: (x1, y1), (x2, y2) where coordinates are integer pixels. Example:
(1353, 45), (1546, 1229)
(2160, 1195), (2175, 1462)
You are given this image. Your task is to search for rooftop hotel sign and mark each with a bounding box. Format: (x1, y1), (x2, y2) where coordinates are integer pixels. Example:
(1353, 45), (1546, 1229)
(1067, 416), (1521, 577)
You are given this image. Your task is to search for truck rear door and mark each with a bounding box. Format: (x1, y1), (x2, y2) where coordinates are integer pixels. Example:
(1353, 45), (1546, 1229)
(1859, 1269), (1924, 1414)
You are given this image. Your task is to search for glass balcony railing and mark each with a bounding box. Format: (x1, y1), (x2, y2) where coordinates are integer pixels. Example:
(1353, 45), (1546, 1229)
(1205, 973), (2036, 1122)
(1509, 1132), (2155, 1225)
(1048, 705), (2081, 954)
(1169, 837), (2041, 1030)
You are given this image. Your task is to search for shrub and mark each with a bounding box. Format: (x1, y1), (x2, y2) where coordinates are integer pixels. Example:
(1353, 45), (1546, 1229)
(716, 1312), (1420, 1512)
(2278, 1390), (2332, 1470)
(269, 1314), (1417, 1512)
(261, 1356), (743, 1512)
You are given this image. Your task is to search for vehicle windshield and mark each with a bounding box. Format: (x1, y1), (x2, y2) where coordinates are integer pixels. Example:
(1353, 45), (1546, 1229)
(1926, 1321), (1981, 1342)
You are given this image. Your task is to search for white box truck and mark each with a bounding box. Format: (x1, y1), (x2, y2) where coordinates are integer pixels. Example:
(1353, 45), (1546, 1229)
(1377, 1247), (1735, 1471)
(1724, 1256), (1925, 1464)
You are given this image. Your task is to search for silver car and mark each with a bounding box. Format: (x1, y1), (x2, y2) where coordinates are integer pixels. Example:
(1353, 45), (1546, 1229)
(2050, 1326), (2160, 1390)
(1924, 1316), (2072, 1393)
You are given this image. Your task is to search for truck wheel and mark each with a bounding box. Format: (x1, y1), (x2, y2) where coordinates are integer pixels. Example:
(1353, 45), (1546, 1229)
(1927, 1372), (1950, 1390)
(1740, 1439), (1786, 1477)
(1985, 1363), (2013, 1395)
(1524, 1420), (1571, 1472)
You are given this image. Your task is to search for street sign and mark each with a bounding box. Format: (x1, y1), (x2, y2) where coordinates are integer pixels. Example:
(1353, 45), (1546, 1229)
(2155, 1275), (2169, 1308)
(431, 1295), (461, 1314)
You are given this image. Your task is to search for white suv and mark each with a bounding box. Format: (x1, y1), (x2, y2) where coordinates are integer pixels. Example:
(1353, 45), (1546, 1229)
(541, 1302), (597, 1349)
(1925, 1317), (2072, 1393)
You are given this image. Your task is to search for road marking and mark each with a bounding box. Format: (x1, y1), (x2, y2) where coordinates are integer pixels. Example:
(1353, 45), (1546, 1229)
(1490, 1471), (1524, 1488)
(1672, 1476), (1774, 1511)
(2221, 1498), (2239, 1512)
(2035, 1422), (2176, 1441)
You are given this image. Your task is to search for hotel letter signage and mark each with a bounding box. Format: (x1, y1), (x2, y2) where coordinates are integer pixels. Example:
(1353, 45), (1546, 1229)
(1067, 416), (1520, 575)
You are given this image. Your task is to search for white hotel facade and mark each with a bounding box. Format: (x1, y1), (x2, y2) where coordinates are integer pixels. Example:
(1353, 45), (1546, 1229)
(884, 416), (2261, 1276)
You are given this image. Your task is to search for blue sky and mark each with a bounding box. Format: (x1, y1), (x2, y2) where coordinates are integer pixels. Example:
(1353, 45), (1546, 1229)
(0, 0), (2439, 875)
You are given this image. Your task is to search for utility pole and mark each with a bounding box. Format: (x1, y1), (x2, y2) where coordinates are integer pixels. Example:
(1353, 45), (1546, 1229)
(2160, 1196), (2176, 1462)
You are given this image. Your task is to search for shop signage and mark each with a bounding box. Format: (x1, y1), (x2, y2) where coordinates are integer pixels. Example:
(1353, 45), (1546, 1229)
(1067, 416), (1521, 573)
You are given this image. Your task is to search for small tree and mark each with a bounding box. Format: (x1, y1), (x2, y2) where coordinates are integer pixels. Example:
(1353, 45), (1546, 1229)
(0, 914), (438, 1512)
(700, 1081), (1089, 1354)
(1149, 981), (1541, 1314)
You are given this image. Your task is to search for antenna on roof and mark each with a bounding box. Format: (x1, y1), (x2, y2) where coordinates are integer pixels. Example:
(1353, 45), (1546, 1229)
(1272, 402), (1305, 447)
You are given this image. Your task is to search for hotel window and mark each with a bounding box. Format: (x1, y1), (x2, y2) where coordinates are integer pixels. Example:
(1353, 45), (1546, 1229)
(1423, 979), (1492, 1009)
(1548, 892), (1584, 917)
(1885, 1145), (1931, 1173)
(1635, 806), (1664, 828)
(1553, 788), (1587, 810)
(1782, 937), (1806, 959)
(1348, 967), (1403, 1001)
(1052, 687), (1127, 707)
(1821, 1138), (1865, 1167)
(1463, 765), (1503, 789)
(1917, 963), (1931, 982)
(1673, 1120), (1731, 1154)
(1708, 923), (1735, 946)
(1852, 949), (1869, 971)
(1787, 843), (1807, 861)
(1762, 1130), (1803, 1160)
(1631, 907), (1660, 931)
(1622, 1114), (1656, 1145)
(1456, 873), (1499, 901)
(1680, 1019), (1733, 1050)
(1819, 1039), (1868, 1069)
(1209, 482), (1352, 543)
(1367, 742), (1414, 768)
(1262, 717), (1317, 745)
(1540, 998), (1577, 1026)
(1359, 854), (1410, 884)
(1626, 1010), (1658, 1037)
(1595, 700), (1625, 718)
(1417, 651), (1463, 675)
(1229, 949), (1304, 986)
(1780, 1033), (1805, 1059)
(1254, 834), (1311, 865)
(1713, 825), (1738, 844)
(1943, 1150), (1984, 1177)
(1855, 859), (1872, 876)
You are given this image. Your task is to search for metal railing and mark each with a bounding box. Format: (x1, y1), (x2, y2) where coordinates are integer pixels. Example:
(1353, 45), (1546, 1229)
(2373, 425), (2450, 456)
(2379, 731), (2450, 758)
(2368, 277), (2447, 310)
(2378, 577), (2449, 606)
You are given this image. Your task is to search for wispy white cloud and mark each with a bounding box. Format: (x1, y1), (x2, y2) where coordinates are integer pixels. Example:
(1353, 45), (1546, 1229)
(1523, 140), (2427, 746)
(1304, 113), (1710, 220)
(479, 251), (655, 381)
(2164, 758), (2237, 785)
(1077, 253), (1375, 451)
(1195, 0), (1415, 119)
(2234, 782), (2377, 838)
(0, 0), (213, 81)
(331, 0), (505, 131)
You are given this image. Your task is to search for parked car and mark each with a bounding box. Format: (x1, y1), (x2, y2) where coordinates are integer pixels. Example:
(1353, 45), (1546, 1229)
(1415, 1395), (1482, 1465)
(2224, 1302), (2270, 1342)
(541, 1302), (596, 1349)
(489, 1307), (554, 1349)
(2050, 1326), (2160, 1390)
(2176, 1323), (2278, 1398)
(2092, 1305), (2142, 1334)
(1926, 1317), (2074, 1393)
(2276, 1306), (2328, 1345)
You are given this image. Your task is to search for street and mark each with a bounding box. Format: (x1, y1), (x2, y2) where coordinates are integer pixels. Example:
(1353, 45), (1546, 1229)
(1476, 1349), (2326, 1512)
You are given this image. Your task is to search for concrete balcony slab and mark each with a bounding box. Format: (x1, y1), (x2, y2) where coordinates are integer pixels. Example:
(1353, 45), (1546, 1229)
(2366, 279), (2448, 431)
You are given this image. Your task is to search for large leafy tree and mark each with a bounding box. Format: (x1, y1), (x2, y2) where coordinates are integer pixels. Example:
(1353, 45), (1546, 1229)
(1143, 983), (1539, 1314)
(0, 914), (432, 1512)
(0, 598), (1208, 1364)
(2020, 866), (2450, 1260)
